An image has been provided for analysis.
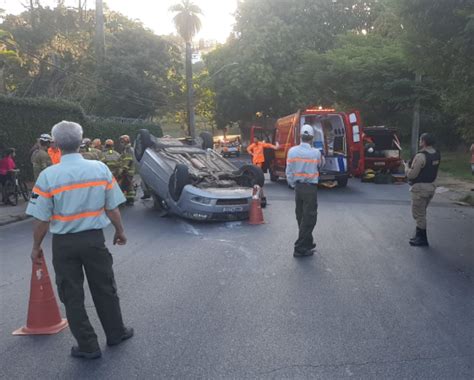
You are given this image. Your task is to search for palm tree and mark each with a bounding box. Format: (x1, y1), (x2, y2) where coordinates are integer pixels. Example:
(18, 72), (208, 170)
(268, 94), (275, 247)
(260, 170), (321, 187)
(170, 0), (202, 139)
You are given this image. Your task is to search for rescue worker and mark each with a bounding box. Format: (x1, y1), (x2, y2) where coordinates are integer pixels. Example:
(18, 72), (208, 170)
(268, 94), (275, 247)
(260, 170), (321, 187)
(26, 121), (133, 359)
(79, 138), (98, 160)
(103, 139), (122, 180)
(119, 135), (135, 205)
(405, 133), (440, 247)
(48, 140), (62, 164)
(286, 124), (324, 257)
(31, 134), (53, 180)
(92, 138), (103, 151)
(247, 137), (279, 168)
(90, 138), (104, 161)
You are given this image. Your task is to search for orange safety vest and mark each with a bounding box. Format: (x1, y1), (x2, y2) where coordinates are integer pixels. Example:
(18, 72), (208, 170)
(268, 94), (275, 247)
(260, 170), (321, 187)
(48, 147), (62, 165)
(247, 142), (275, 165)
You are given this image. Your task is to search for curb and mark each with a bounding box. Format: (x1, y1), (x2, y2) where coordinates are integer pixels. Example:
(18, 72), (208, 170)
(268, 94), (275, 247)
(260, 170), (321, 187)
(0, 213), (31, 227)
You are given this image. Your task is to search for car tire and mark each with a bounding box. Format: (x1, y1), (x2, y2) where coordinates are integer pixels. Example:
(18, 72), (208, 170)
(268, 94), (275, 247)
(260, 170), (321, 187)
(236, 164), (265, 188)
(337, 176), (349, 188)
(270, 170), (279, 182)
(199, 132), (214, 150)
(169, 164), (190, 201)
(135, 129), (154, 161)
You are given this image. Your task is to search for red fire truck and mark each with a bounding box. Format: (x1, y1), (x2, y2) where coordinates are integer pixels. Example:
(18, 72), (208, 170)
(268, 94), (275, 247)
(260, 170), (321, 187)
(251, 108), (366, 187)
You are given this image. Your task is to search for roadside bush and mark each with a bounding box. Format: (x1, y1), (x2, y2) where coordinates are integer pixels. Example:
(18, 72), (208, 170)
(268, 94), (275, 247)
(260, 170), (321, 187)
(0, 96), (162, 180)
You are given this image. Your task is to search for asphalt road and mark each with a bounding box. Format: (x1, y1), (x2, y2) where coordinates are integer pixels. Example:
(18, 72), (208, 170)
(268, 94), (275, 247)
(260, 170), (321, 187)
(1, 164), (473, 379)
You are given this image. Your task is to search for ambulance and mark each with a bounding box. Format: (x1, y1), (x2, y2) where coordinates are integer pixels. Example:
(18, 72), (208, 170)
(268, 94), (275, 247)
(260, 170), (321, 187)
(251, 107), (366, 187)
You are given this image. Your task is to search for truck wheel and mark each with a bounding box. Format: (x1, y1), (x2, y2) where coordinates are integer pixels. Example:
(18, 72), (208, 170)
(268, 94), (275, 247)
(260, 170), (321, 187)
(337, 176), (349, 188)
(169, 164), (190, 201)
(270, 170), (279, 182)
(199, 131), (214, 150)
(237, 164), (265, 188)
(135, 129), (154, 161)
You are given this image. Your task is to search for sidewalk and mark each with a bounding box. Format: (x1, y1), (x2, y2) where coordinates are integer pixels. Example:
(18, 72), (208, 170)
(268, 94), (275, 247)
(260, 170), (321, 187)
(0, 199), (30, 226)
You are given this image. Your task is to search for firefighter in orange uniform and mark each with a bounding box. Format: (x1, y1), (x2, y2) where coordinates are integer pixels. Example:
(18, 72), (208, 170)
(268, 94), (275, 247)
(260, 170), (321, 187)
(48, 140), (62, 164)
(246, 137), (278, 168)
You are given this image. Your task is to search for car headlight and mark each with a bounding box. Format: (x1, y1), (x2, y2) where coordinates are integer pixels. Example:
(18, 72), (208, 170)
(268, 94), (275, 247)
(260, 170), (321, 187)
(191, 196), (213, 205)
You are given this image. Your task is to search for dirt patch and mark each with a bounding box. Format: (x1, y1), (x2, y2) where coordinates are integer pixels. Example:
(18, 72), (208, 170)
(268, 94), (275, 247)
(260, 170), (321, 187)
(435, 172), (474, 206)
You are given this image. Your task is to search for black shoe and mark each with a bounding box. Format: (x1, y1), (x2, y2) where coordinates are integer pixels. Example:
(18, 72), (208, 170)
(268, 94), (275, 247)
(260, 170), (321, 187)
(293, 249), (314, 257)
(107, 327), (134, 346)
(409, 228), (418, 243)
(409, 228), (429, 247)
(70, 346), (102, 359)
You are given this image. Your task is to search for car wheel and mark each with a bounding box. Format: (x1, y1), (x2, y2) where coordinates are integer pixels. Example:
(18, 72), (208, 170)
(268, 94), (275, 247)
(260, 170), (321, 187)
(236, 164), (265, 188)
(337, 176), (349, 187)
(135, 129), (154, 161)
(169, 164), (190, 201)
(199, 131), (214, 150)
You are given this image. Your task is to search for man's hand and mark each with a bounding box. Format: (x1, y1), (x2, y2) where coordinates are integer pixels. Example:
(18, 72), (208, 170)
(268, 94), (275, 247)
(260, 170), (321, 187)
(31, 248), (43, 265)
(113, 230), (127, 245)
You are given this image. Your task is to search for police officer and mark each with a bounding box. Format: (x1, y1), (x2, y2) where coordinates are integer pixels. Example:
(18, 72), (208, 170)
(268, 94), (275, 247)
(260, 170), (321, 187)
(406, 133), (440, 247)
(119, 135), (135, 205)
(31, 134), (53, 180)
(79, 138), (98, 160)
(286, 125), (324, 257)
(103, 139), (122, 178)
(26, 121), (133, 359)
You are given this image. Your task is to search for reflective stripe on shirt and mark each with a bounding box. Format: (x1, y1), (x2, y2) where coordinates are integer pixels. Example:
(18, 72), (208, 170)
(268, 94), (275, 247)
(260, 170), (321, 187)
(285, 143), (323, 186)
(26, 153), (126, 234)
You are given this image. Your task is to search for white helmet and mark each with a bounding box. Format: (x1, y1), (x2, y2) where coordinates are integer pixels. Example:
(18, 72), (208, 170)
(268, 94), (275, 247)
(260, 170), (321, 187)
(39, 133), (53, 142)
(301, 124), (314, 137)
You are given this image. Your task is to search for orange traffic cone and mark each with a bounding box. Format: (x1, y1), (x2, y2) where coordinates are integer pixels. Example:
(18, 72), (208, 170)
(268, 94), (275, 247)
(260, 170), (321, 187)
(13, 255), (68, 335)
(249, 185), (265, 225)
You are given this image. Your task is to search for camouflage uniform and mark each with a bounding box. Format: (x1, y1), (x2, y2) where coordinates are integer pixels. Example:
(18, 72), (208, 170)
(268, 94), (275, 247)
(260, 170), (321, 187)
(119, 144), (135, 204)
(31, 148), (52, 180)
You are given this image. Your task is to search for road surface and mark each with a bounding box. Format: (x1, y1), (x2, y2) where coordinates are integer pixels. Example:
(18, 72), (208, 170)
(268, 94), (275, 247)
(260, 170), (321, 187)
(1, 172), (473, 379)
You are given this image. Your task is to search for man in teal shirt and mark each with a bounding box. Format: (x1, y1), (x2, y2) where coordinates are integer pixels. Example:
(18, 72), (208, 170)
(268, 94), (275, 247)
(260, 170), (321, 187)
(27, 121), (133, 359)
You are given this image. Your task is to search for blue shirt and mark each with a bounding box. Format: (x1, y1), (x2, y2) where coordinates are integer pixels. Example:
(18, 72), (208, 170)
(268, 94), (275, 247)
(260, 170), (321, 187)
(26, 153), (126, 234)
(286, 142), (324, 186)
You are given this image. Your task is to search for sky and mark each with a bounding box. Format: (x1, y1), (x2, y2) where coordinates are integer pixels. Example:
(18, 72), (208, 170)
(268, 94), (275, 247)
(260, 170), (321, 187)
(0, 0), (238, 42)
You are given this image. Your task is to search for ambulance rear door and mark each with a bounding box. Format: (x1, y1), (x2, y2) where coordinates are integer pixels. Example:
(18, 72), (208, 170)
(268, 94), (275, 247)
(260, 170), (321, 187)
(345, 110), (365, 177)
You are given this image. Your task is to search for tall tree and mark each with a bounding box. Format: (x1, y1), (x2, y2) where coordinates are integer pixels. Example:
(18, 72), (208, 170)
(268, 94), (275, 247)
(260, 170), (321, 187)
(169, 0), (202, 139)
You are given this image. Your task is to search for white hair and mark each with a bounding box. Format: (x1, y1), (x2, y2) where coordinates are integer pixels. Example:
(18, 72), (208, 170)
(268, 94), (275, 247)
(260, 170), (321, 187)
(51, 121), (83, 153)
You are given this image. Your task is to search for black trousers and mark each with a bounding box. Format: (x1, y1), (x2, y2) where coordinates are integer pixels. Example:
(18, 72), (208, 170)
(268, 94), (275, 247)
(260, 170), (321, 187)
(294, 183), (318, 253)
(52, 229), (125, 352)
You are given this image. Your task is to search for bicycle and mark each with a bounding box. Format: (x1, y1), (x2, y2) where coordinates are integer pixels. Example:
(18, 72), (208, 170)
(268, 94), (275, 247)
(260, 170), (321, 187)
(2, 169), (30, 206)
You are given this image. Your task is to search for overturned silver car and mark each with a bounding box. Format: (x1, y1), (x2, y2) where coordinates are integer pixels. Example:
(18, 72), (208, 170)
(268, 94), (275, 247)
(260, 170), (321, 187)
(134, 130), (265, 221)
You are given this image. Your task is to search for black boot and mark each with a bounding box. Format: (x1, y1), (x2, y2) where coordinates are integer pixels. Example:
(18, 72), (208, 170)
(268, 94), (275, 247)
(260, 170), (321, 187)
(409, 228), (418, 244)
(409, 227), (429, 247)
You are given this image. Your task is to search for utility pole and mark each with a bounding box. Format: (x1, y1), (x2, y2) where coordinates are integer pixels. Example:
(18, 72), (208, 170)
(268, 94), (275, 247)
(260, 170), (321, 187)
(411, 72), (422, 157)
(95, 0), (105, 65)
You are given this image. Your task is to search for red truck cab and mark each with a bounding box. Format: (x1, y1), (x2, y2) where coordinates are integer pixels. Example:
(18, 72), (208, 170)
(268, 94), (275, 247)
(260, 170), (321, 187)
(251, 108), (365, 187)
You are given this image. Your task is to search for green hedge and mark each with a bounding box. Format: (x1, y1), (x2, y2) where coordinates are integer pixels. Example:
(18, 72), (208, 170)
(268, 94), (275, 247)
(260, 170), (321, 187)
(0, 96), (162, 180)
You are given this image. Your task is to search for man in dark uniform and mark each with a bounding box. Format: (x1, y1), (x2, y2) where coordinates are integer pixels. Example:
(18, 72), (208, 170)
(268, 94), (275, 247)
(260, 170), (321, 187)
(286, 125), (324, 257)
(405, 133), (441, 246)
(26, 121), (133, 359)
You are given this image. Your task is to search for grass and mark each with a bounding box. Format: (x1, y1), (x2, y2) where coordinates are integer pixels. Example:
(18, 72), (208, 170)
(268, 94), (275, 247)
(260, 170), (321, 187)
(438, 151), (473, 182)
